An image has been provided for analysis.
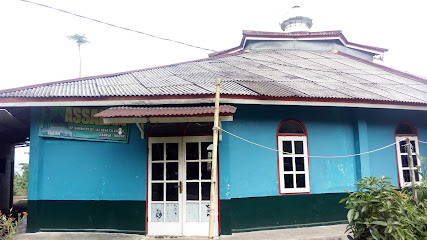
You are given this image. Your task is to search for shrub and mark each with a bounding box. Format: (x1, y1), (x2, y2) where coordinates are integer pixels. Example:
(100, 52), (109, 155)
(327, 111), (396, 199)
(341, 176), (427, 240)
(0, 209), (27, 240)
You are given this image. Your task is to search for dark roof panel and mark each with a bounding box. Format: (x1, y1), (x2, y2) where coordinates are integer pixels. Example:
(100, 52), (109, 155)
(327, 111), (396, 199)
(0, 49), (426, 104)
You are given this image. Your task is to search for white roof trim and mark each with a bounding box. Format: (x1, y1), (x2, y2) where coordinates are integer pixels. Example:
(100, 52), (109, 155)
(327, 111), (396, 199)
(0, 98), (426, 111)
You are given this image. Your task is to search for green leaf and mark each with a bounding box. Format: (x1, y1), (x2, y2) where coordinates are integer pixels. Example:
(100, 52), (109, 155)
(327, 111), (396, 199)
(351, 199), (367, 204)
(354, 211), (360, 220)
(369, 226), (384, 240)
(371, 221), (388, 226)
(361, 205), (368, 213)
(347, 209), (355, 223)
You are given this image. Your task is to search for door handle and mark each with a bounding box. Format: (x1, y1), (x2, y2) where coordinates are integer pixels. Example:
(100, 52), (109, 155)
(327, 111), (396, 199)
(178, 181), (183, 194)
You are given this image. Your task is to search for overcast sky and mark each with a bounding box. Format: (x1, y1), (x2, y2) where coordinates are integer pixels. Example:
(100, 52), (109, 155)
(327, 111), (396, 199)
(1, 0), (427, 91)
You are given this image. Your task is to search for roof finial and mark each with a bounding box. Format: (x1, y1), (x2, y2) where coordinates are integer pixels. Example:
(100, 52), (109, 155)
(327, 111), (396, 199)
(280, 1), (313, 32)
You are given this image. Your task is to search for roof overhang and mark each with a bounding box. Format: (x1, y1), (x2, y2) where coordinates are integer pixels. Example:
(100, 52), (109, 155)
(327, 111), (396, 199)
(0, 108), (30, 144)
(95, 105), (236, 124)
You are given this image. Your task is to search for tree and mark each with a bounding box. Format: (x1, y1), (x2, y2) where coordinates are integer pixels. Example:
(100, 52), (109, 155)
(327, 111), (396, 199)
(13, 163), (29, 196)
(67, 34), (90, 78)
(19, 163), (28, 186)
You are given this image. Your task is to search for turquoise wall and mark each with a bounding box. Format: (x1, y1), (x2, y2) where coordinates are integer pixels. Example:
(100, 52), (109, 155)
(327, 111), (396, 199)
(363, 109), (427, 187)
(219, 105), (427, 199)
(29, 107), (147, 201)
(219, 105), (358, 199)
(29, 105), (427, 201)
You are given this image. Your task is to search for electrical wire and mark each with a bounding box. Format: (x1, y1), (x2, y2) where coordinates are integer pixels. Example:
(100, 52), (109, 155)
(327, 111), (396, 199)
(18, 0), (215, 52)
(12, 0), (427, 153)
(215, 126), (406, 159)
(17, 0), (427, 86)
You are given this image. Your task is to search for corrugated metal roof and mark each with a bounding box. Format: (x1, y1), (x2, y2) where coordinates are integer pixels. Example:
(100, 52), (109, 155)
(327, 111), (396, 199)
(0, 49), (426, 105)
(95, 105), (237, 118)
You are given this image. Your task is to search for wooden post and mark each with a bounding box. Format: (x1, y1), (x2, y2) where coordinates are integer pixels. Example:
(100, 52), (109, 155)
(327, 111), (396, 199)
(405, 138), (418, 206)
(209, 78), (220, 239)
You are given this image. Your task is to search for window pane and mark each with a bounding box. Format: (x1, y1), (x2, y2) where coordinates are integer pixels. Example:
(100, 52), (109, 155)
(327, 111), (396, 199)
(296, 174), (306, 188)
(166, 162), (178, 180)
(413, 155), (418, 166)
(410, 141), (416, 151)
(284, 174), (294, 188)
(399, 141), (407, 153)
(152, 183), (164, 201)
(187, 182), (199, 200)
(201, 162), (211, 180)
(151, 203), (164, 222)
(201, 182), (211, 200)
(152, 143), (164, 161)
(294, 141), (304, 154)
(415, 171), (420, 181)
(166, 143), (178, 160)
(278, 120), (305, 134)
(165, 203), (178, 222)
(282, 141), (292, 154)
(201, 142), (213, 159)
(403, 170), (410, 182)
(403, 170), (420, 182)
(152, 163), (164, 180)
(401, 155), (418, 168)
(186, 142), (199, 160)
(201, 203), (210, 222)
(166, 183), (178, 201)
(295, 157), (305, 171)
(187, 162), (199, 180)
(401, 155), (409, 168)
(396, 123), (416, 134)
(399, 140), (417, 153)
(283, 157), (293, 171)
(186, 203), (199, 222)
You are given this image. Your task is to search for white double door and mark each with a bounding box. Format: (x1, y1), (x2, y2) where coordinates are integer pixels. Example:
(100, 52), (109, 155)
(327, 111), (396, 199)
(148, 136), (218, 236)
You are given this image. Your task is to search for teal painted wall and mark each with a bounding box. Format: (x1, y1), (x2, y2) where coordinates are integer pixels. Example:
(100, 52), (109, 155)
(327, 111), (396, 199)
(30, 106), (427, 201)
(219, 105), (427, 199)
(363, 109), (427, 187)
(28, 105), (427, 234)
(29, 107), (147, 201)
(219, 105), (359, 199)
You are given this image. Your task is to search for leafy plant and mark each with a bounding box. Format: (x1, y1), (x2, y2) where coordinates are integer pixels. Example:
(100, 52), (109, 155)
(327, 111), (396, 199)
(13, 163), (28, 196)
(415, 155), (427, 202)
(0, 209), (27, 239)
(341, 176), (427, 240)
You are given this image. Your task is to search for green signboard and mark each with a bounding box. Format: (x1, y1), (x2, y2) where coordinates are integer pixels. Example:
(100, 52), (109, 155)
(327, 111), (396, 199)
(39, 107), (129, 143)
